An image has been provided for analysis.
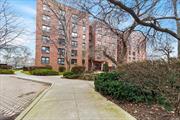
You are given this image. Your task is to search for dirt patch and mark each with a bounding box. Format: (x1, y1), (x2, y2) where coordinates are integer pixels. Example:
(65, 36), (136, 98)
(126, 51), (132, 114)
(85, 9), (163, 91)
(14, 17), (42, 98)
(106, 96), (179, 120)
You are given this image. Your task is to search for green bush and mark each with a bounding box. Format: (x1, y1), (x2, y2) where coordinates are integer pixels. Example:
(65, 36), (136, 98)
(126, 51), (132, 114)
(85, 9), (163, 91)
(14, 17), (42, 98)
(30, 69), (59, 76)
(0, 69), (14, 74)
(94, 71), (172, 110)
(95, 72), (120, 81)
(79, 73), (97, 81)
(23, 66), (52, 71)
(117, 60), (179, 109)
(103, 63), (109, 72)
(59, 66), (66, 72)
(63, 71), (80, 79)
(71, 66), (85, 74)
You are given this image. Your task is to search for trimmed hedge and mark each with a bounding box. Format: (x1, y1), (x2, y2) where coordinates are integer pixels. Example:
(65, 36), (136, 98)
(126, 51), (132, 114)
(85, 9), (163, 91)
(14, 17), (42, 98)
(30, 69), (59, 76)
(63, 71), (80, 79)
(71, 66), (85, 74)
(23, 66), (52, 71)
(0, 69), (14, 74)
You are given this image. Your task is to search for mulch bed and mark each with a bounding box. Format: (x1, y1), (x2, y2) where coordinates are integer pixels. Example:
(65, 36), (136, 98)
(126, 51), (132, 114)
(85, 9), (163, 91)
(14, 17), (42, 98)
(106, 96), (179, 120)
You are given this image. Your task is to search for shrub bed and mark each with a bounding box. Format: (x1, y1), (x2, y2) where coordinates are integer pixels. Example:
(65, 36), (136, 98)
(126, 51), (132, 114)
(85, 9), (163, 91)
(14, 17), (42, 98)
(0, 69), (14, 74)
(23, 66), (52, 71)
(63, 71), (80, 79)
(118, 60), (180, 112)
(95, 65), (178, 111)
(71, 66), (85, 74)
(30, 69), (59, 76)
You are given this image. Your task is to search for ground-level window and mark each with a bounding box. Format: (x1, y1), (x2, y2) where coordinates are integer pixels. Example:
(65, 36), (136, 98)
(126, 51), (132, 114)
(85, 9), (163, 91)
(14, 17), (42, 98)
(41, 57), (49, 64)
(71, 59), (77, 64)
(58, 58), (64, 65)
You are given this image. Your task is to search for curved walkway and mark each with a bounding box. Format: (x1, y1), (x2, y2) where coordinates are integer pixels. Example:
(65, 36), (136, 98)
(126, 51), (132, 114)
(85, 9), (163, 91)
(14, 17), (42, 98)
(15, 72), (136, 120)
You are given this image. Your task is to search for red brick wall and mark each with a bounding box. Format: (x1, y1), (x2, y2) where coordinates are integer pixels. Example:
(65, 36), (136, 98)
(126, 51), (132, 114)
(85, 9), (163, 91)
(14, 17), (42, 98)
(35, 0), (89, 71)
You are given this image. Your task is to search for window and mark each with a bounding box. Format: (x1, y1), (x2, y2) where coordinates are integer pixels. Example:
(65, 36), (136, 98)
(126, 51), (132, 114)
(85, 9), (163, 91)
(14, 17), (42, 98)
(43, 4), (50, 12)
(58, 48), (65, 57)
(59, 29), (65, 35)
(82, 51), (86, 58)
(72, 24), (78, 33)
(42, 25), (50, 32)
(41, 46), (50, 53)
(72, 32), (78, 37)
(72, 37), (77, 41)
(42, 15), (50, 22)
(82, 19), (86, 26)
(41, 57), (49, 64)
(71, 41), (78, 48)
(72, 15), (78, 24)
(58, 39), (65, 46)
(83, 27), (86, 34)
(83, 35), (86, 40)
(71, 59), (77, 64)
(42, 36), (50, 43)
(82, 42), (86, 49)
(58, 58), (65, 65)
(71, 50), (77, 57)
(133, 52), (136, 56)
(82, 59), (85, 65)
(59, 10), (65, 16)
(129, 51), (131, 55)
(58, 21), (65, 30)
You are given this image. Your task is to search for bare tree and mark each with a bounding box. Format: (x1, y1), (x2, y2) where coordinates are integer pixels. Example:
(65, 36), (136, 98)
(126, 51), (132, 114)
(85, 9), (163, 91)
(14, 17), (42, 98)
(108, 0), (180, 40)
(75, 0), (148, 65)
(0, 45), (32, 68)
(154, 39), (174, 64)
(0, 0), (24, 49)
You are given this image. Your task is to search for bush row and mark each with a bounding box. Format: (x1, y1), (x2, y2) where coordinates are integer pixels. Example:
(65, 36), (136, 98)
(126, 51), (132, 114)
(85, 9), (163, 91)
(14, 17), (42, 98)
(23, 66), (52, 71)
(0, 69), (14, 74)
(30, 69), (59, 76)
(63, 66), (86, 79)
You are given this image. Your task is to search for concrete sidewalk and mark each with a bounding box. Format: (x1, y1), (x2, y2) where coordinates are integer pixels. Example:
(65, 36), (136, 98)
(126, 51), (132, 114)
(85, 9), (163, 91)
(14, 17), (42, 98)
(15, 73), (136, 120)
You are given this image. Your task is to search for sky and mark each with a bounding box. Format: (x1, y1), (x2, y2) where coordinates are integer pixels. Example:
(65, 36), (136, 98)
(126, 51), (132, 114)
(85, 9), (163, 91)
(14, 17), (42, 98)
(6, 0), (178, 59)
(8, 0), (36, 57)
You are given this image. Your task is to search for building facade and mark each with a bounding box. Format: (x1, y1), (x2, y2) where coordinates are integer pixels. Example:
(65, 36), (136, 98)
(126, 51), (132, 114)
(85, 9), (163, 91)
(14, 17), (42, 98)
(125, 32), (146, 63)
(89, 21), (118, 71)
(35, 0), (146, 71)
(89, 21), (146, 71)
(35, 0), (89, 71)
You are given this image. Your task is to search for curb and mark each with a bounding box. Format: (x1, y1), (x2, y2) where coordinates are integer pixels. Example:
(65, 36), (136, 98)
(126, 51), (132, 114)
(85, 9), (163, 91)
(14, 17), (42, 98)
(14, 76), (54, 120)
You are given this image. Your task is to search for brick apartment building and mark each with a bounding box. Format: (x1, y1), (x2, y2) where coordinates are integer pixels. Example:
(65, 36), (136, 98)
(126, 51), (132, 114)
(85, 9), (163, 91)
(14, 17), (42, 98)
(35, 0), (89, 71)
(89, 21), (146, 71)
(89, 21), (118, 70)
(124, 32), (146, 63)
(35, 0), (146, 71)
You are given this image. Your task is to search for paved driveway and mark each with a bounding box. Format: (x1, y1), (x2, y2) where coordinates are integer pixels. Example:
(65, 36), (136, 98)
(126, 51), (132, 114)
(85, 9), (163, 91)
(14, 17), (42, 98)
(0, 76), (48, 120)
(15, 72), (136, 120)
